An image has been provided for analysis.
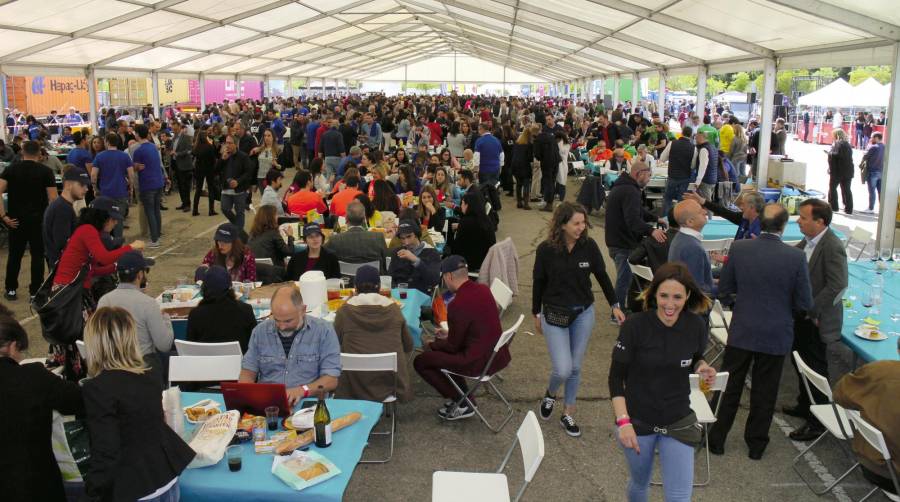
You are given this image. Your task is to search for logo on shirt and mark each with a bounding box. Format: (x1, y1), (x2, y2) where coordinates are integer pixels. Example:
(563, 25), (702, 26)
(578, 261), (590, 268)
(680, 359), (692, 368)
(615, 341), (626, 352)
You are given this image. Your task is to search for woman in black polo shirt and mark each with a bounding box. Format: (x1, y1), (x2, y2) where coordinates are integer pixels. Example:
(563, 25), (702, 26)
(608, 262), (716, 502)
(533, 202), (624, 437)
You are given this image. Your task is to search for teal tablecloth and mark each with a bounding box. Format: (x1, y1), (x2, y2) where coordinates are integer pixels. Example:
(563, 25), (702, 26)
(702, 219), (845, 242)
(179, 392), (382, 502)
(841, 262), (900, 362)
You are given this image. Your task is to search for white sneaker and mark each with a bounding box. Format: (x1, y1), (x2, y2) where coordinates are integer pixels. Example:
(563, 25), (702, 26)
(148, 240), (161, 248)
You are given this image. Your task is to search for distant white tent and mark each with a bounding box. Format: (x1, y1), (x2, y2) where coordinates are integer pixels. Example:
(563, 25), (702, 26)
(850, 77), (890, 108)
(712, 91), (747, 103)
(797, 79), (855, 107)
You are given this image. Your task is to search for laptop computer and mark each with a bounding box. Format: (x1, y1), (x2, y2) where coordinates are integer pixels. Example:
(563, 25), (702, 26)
(221, 382), (291, 417)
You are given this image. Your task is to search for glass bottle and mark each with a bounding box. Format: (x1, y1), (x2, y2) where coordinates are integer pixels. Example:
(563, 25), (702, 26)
(313, 386), (332, 448)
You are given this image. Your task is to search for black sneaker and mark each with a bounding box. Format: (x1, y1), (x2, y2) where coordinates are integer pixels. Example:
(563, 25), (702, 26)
(4, 290), (16, 301)
(539, 392), (555, 420)
(560, 414), (581, 437)
(439, 403), (475, 421)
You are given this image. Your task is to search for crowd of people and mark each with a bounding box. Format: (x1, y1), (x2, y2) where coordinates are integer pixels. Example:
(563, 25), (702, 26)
(0, 91), (897, 502)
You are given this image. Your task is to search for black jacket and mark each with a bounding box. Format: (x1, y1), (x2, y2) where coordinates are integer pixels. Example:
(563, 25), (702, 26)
(285, 247), (341, 280)
(604, 173), (657, 250)
(217, 150), (254, 193)
(388, 244), (441, 294)
(448, 214), (496, 270)
(628, 227), (679, 273)
(511, 142), (534, 178)
(0, 358), (83, 502)
(534, 128), (559, 174)
(248, 229), (294, 268)
(82, 370), (195, 502)
(828, 140), (855, 179)
(186, 297), (257, 353)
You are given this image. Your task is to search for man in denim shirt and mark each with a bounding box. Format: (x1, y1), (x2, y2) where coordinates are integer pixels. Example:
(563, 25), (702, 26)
(240, 285), (341, 405)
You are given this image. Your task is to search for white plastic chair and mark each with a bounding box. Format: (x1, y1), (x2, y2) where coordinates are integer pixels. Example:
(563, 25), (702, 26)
(845, 410), (900, 501)
(174, 340), (242, 356)
(791, 351), (857, 495)
(628, 263), (653, 296)
(339, 260), (380, 278)
(700, 238), (731, 252)
(689, 372), (729, 486)
(432, 410), (545, 502)
(705, 300), (730, 365)
(254, 257), (274, 266)
(783, 240), (802, 247)
(845, 226), (873, 261)
(340, 352), (399, 464)
(440, 315), (523, 433)
(75, 340), (88, 360)
(490, 278), (514, 317)
(167, 355), (242, 388)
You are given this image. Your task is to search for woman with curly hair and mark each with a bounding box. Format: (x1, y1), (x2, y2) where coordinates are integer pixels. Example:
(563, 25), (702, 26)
(532, 201), (624, 437)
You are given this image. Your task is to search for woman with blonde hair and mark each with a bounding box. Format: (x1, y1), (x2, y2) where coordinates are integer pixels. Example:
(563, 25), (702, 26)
(512, 125), (536, 209)
(827, 128), (854, 214)
(81, 307), (195, 502)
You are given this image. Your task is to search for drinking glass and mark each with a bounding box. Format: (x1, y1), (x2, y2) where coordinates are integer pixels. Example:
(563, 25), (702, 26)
(265, 406), (280, 431)
(881, 248), (893, 261)
(398, 283), (408, 299)
(227, 445), (243, 472)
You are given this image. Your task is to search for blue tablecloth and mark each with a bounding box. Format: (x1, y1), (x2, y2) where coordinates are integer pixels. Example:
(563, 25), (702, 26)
(179, 392), (383, 502)
(702, 219), (845, 242)
(841, 262), (900, 363)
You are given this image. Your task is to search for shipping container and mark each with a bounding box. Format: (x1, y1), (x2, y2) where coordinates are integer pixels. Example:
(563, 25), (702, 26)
(203, 79), (264, 103)
(5, 76), (90, 117)
(158, 78), (190, 105)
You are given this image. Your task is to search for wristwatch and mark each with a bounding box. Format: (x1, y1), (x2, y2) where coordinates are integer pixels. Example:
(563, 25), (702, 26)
(611, 302), (621, 310)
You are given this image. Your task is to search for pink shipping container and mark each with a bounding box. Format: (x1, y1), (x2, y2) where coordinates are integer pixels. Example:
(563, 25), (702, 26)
(200, 80), (263, 104)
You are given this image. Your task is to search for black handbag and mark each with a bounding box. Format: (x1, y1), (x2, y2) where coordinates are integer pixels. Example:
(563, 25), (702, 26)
(542, 303), (581, 328)
(31, 264), (89, 345)
(632, 411), (702, 448)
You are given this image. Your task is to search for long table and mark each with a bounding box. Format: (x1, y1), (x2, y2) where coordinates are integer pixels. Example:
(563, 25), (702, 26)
(179, 392), (382, 502)
(702, 218), (845, 242)
(841, 261), (900, 362)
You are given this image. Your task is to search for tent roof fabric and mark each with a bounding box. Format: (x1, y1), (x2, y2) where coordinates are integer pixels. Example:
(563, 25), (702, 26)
(797, 77), (891, 108)
(0, 0), (898, 82)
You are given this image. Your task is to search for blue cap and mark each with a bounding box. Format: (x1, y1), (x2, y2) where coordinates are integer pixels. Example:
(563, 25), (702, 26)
(440, 255), (468, 274)
(63, 167), (90, 186)
(90, 196), (124, 220)
(116, 250), (154, 273)
(354, 265), (380, 288)
(214, 223), (238, 243)
(200, 265), (230, 294)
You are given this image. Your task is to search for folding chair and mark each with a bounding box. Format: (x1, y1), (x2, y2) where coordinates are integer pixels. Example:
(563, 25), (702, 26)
(700, 238), (731, 257)
(167, 355), (242, 388)
(705, 300), (730, 365)
(341, 353), (398, 463)
(490, 277), (514, 318)
(174, 340), (242, 356)
(845, 410), (900, 502)
(783, 240), (802, 247)
(845, 226), (873, 261)
(75, 340), (88, 360)
(791, 351), (858, 495)
(628, 263), (653, 296)
(441, 314), (523, 433)
(254, 258), (274, 266)
(432, 410), (545, 502)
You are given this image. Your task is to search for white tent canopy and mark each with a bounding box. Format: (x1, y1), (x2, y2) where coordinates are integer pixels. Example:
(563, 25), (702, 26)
(0, 0), (900, 81)
(797, 78), (855, 107)
(850, 77), (891, 108)
(711, 91), (748, 103)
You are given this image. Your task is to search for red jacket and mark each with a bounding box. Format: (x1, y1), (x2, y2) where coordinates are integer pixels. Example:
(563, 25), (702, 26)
(314, 124), (328, 157)
(429, 280), (510, 376)
(53, 225), (132, 288)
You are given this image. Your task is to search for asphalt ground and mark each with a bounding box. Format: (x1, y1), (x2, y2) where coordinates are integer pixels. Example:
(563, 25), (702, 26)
(1, 152), (893, 501)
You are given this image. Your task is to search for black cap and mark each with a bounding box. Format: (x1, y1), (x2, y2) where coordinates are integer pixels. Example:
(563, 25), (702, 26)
(90, 196), (124, 220)
(116, 250), (154, 273)
(397, 219), (420, 238)
(199, 265), (230, 294)
(354, 265), (380, 288)
(214, 223), (238, 243)
(440, 255), (468, 274)
(303, 222), (323, 237)
(63, 167), (90, 186)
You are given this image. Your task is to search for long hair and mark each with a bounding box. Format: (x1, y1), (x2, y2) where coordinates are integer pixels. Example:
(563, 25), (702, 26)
(84, 307), (147, 377)
(0, 306), (28, 353)
(372, 179), (400, 213)
(249, 204), (278, 239)
(545, 201), (590, 251)
(516, 126), (533, 145)
(417, 185), (439, 221)
(461, 190), (494, 233)
(78, 207), (111, 232)
(639, 262), (712, 314)
(211, 236), (246, 270)
(354, 193), (375, 220)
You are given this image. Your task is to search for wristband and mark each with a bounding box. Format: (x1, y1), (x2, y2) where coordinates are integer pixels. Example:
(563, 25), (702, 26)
(616, 417), (631, 428)
(302, 385), (310, 398)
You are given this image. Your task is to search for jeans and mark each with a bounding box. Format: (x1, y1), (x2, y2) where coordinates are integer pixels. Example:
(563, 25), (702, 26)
(620, 432), (694, 502)
(139, 188), (162, 242)
(479, 171), (499, 186)
(540, 171), (556, 204)
(221, 191), (248, 230)
(542, 305), (595, 406)
(554, 182), (566, 201)
(609, 247), (632, 308)
(866, 170), (882, 210)
(697, 182), (715, 202)
(140, 480), (180, 502)
(663, 177), (691, 215)
(324, 156), (341, 180)
(111, 197), (129, 241)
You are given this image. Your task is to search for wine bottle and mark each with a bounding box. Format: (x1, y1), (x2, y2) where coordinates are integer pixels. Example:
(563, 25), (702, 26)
(313, 386), (332, 448)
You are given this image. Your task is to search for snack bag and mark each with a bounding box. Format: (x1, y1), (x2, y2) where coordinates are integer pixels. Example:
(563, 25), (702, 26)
(187, 410), (240, 468)
(273, 450), (341, 491)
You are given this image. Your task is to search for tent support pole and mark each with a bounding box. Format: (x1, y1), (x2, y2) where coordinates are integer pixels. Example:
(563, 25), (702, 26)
(756, 58), (777, 188)
(87, 67), (98, 135)
(0, 72), (7, 140)
(696, 66), (707, 124)
(199, 73), (206, 109)
(151, 71), (160, 121)
(632, 72), (639, 108)
(658, 70), (666, 117)
(877, 43), (900, 253)
(613, 74), (620, 106)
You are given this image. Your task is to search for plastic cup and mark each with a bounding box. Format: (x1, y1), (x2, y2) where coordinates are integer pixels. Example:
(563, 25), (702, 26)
(227, 445), (243, 472)
(399, 283), (408, 299)
(265, 406), (280, 431)
(379, 276), (392, 297)
(326, 278), (341, 300)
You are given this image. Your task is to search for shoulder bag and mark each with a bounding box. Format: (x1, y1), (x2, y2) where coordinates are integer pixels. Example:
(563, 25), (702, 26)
(631, 411), (702, 448)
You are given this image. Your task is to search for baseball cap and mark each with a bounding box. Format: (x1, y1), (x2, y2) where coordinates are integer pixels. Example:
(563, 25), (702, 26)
(354, 265), (380, 288)
(63, 167), (90, 186)
(200, 265), (230, 295)
(214, 223), (238, 243)
(90, 196), (124, 220)
(397, 219), (420, 238)
(440, 255), (468, 274)
(303, 222), (323, 237)
(116, 250), (154, 274)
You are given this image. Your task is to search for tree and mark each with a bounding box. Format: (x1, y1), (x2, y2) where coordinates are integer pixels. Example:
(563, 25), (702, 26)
(848, 66), (892, 84)
(727, 72), (751, 92)
(706, 77), (727, 97)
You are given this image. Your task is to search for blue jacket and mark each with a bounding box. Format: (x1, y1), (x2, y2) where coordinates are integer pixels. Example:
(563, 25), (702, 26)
(718, 233), (813, 355)
(668, 230), (715, 296)
(474, 133), (502, 175)
(305, 120), (319, 149)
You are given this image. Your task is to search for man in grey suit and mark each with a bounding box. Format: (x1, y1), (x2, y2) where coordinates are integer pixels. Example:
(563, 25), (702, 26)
(708, 203), (813, 460)
(324, 201), (386, 271)
(785, 198), (850, 441)
(171, 120), (194, 211)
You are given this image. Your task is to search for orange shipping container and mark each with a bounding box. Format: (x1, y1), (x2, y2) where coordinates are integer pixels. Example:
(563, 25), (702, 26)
(5, 76), (91, 117)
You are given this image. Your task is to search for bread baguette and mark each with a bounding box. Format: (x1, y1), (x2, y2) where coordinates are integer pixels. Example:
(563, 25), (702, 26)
(275, 412), (363, 454)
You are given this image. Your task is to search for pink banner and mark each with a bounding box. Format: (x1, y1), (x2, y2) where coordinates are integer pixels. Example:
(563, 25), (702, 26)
(202, 80), (264, 103)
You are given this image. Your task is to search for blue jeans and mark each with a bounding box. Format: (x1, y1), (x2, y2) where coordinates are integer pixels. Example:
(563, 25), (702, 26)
(140, 480), (180, 502)
(620, 432), (694, 502)
(663, 177), (691, 215)
(866, 170), (882, 210)
(479, 171), (499, 186)
(139, 188), (162, 242)
(542, 304), (595, 406)
(555, 182), (566, 201)
(324, 156), (341, 180)
(608, 247), (632, 308)
(221, 191), (247, 230)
